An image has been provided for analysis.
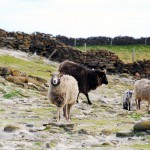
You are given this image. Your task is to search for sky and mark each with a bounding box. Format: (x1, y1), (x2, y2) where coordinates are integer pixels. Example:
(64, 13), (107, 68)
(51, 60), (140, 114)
(0, 0), (150, 38)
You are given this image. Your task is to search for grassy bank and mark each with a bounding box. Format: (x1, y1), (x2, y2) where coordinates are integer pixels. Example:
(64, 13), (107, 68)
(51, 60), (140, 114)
(0, 55), (56, 79)
(75, 45), (150, 63)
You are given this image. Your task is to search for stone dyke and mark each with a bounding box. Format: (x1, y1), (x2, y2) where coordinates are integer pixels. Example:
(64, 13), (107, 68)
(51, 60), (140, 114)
(0, 29), (150, 77)
(123, 60), (150, 78)
(56, 35), (150, 46)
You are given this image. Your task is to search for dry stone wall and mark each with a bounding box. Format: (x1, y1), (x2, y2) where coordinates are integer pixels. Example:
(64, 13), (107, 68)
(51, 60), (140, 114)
(123, 60), (150, 78)
(56, 35), (150, 46)
(0, 29), (150, 77)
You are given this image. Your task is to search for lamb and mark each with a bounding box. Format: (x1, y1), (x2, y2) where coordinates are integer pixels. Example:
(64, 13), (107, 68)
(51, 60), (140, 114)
(48, 73), (79, 121)
(134, 79), (150, 111)
(59, 60), (108, 105)
(123, 90), (133, 111)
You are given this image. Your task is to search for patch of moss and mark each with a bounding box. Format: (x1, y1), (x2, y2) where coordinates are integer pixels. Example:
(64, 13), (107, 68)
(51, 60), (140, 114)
(72, 118), (109, 133)
(31, 107), (56, 115)
(34, 142), (42, 146)
(44, 125), (51, 130)
(0, 108), (5, 112)
(3, 91), (21, 99)
(131, 143), (150, 150)
(127, 112), (141, 120)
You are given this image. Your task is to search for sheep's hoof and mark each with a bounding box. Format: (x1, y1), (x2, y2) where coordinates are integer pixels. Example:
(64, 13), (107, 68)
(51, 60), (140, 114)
(88, 102), (92, 105)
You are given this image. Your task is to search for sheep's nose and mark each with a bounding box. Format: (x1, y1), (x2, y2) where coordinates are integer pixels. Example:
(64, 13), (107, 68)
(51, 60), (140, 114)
(57, 101), (62, 107)
(52, 78), (58, 85)
(105, 81), (108, 85)
(104, 80), (108, 85)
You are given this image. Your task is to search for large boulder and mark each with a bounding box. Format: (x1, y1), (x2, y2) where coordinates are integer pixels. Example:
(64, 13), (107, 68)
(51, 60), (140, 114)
(133, 121), (150, 132)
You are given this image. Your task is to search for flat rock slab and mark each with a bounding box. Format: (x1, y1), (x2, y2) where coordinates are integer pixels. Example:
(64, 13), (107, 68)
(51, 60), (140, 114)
(43, 122), (76, 130)
(116, 131), (134, 137)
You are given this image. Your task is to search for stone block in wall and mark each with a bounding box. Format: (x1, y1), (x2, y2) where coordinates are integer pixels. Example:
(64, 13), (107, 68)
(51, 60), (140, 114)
(111, 56), (118, 61)
(98, 62), (107, 67)
(144, 68), (150, 74)
(99, 58), (107, 61)
(105, 64), (115, 69)
(18, 45), (29, 52)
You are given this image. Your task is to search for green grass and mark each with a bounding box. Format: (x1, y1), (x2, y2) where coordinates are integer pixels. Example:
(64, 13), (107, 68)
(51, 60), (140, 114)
(3, 91), (21, 99)
(127, 112), (142, 120)
(0, 55), (56, 79)
(75, 44), (150, 63)
(131, 143), (150, 150)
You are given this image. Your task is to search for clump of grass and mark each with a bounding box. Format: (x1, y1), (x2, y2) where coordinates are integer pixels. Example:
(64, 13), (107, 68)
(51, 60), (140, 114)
(34, 142), (42, 146)
(3, 91), (21, 99)
(131, 143), (150, 150)
(127, 112), (141, 120)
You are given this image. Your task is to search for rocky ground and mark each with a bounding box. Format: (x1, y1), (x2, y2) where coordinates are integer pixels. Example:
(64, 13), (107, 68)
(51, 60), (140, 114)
(0, 49), (150, 150)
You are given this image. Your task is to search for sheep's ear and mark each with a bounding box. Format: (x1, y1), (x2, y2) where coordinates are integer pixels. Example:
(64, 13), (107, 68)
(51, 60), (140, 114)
(59, 73), (63, 77)
(102, 69), (107, 74)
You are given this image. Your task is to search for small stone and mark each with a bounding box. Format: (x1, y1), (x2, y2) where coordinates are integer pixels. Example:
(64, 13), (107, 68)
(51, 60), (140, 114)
(4, 124), (20, 132)
(29, 129), (37, 132)
(110, 140), (119, 145)
(116, 131), (134, 137)
(26, 124), (34, 127)
(46, 143), (50, 148)
(78, 129), (89, 135)
(0, 143), (3, 147)
(101, 142), (111, 146)
(101, 129), (112, 136)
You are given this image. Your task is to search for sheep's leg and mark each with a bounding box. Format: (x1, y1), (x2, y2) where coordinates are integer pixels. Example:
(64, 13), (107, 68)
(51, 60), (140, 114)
(76, 93), (80, 103)
(63, 105), (67, 118)
(126, 102), (128, 110)
(67, 104), (72, 122)
(128, 102), (131, 111)
(135, 99), (138, 109)
(138, 99), (141, 110)
(85, 93), (92, 105)
(123, 102), (127, 110)
(64, 105), (68, 121)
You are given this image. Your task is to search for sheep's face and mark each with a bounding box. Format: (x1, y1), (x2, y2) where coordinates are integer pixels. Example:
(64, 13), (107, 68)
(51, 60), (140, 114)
(128, 91), (133, 98)
(51, 73), (62, 86)
(126, 90), (133, 99)
(96, 70), (108, 85)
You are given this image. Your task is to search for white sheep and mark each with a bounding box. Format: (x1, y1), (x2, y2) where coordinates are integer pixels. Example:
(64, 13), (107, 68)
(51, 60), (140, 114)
(134, 79), (150, 111)
(48, 73), (79, 122)
(123, 90), (133, 111)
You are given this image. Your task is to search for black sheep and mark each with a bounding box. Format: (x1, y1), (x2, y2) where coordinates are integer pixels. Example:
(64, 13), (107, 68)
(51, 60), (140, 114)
(59, 60), (108, 105)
